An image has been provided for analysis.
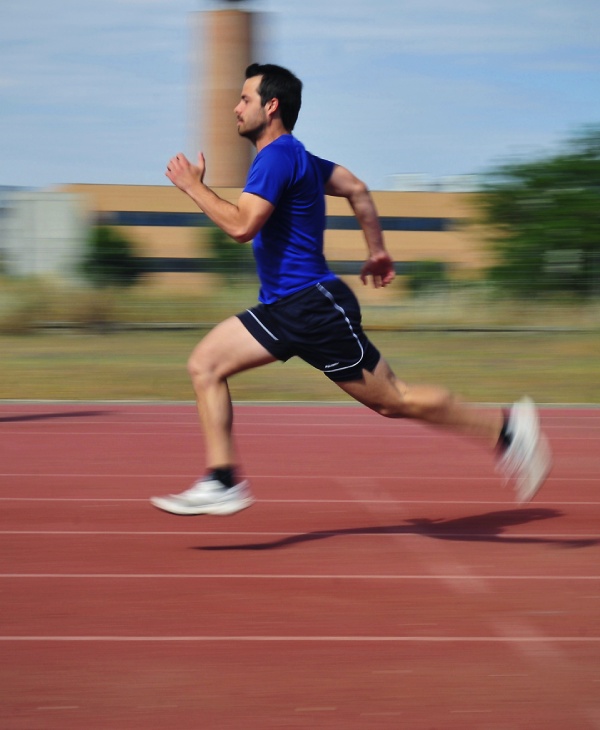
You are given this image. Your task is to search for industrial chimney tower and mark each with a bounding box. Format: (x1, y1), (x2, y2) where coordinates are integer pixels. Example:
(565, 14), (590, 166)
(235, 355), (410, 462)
(194, 3), (256, 187)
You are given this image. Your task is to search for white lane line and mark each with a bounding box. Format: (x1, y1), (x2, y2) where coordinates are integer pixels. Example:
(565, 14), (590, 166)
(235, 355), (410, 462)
(1, 474), (500, 479)
(2, 497), (600, 506)
(0, 420), (437, 427)
(1, 409), (597, 417)
(0, 399), (591, 405)
(1, 573), (598, 580)
(2, 428), (598, 441)
(1, 635), (599, 642)
(0, 470), (600, 480)
(1, 530), (598, 538)
(0, 474), (598, 484)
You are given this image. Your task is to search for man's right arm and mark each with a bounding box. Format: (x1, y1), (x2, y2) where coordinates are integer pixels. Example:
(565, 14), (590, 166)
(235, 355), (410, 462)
(166, 152), (274, 243)
(325, 165), (395, 288)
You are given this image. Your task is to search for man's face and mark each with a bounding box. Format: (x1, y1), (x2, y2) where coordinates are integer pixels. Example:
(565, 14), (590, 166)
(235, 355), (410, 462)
(234, 75), (268, 142)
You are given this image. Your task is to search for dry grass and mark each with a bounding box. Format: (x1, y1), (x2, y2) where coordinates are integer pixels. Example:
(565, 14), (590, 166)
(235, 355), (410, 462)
(1, 276), (597, 403)
(2, 275), (600, 332)
(0, 329), (597, 404)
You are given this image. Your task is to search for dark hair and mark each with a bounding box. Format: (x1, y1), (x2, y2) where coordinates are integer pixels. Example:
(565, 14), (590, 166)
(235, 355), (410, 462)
(245, 63), (302, 131)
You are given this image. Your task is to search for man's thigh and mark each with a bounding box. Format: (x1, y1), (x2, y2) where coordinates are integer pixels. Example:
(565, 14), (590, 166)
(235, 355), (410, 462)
(189, 316), (277, 379)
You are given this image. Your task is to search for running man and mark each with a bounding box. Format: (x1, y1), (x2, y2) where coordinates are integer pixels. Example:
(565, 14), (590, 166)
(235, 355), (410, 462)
(150, 63), (551, 516)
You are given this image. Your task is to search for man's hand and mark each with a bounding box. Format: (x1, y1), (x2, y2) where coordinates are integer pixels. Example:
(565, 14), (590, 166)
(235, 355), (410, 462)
(166, 152), (206, 193)
(360, 252), (395, 288)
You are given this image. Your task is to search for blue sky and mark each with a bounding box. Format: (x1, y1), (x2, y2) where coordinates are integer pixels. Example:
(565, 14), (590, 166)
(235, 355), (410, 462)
(1, 0), (599, 190)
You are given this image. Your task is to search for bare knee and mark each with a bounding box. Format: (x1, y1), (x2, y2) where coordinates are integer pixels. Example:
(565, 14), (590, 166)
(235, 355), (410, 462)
(373, 383), (455, 420)
(187, 342), (223, 394)
(387, 384), (456, 420)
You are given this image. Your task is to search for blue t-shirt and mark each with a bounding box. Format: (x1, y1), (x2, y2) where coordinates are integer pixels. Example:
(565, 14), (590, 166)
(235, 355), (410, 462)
(243, 134), (337, 304)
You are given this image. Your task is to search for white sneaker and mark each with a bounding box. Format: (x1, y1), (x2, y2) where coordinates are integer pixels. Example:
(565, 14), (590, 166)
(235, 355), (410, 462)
(150, 478), (254, 516)
(497, 397), (552, 503)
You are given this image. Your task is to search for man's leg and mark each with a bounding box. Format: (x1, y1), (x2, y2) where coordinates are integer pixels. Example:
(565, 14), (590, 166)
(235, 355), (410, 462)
(336, 357), (503, 446)
(186, 316), (277, 469)
(150, 316), (277, 515)
(335, 357), (551, 502)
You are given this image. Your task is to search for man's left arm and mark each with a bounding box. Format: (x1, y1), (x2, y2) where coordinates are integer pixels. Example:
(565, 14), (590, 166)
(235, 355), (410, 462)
(325, 165), (395, 288)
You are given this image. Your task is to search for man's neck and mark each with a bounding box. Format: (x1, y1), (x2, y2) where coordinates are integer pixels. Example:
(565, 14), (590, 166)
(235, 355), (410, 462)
(255, 125), (290, 153)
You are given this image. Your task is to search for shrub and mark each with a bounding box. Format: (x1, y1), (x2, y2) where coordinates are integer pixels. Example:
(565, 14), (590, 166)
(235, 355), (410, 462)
(81, 226), (143, 288)
(405, 260), (450, 295)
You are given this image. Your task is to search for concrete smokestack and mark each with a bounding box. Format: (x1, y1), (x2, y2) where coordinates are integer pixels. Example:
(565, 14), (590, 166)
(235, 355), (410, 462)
(196, 8), (255, 187)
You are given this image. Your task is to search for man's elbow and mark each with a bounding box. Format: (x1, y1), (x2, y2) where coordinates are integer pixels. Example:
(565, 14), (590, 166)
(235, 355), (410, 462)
(348, 178), (371, 205)
(352, 178), (370, 196)
(228, 222), (256, 243)
(230, 229), (254, 244)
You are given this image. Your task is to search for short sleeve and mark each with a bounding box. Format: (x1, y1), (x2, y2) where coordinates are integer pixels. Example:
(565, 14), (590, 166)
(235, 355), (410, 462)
(243, 145), (294, 206)
(311, 155), (336, 184)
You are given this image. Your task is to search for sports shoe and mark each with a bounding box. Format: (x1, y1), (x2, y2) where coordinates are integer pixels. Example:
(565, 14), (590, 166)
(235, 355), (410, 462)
(497, 397), (552, 503)
(150, 478), (254, 516)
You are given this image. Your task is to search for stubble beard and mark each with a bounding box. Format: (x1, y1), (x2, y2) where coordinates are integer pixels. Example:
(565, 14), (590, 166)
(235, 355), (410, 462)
(237, 119), (267, 146)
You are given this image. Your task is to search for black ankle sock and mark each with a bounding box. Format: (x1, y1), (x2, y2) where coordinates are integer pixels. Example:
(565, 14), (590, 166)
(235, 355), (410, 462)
(209, 467), (236, 489)
(497, 411), (513, 451)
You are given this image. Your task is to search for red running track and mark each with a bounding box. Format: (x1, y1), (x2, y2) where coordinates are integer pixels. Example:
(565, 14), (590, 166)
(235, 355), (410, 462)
(1, 402), (599, 729)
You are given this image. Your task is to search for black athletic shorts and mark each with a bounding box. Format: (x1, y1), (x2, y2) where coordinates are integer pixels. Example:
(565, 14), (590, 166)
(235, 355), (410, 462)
(237, 277), (381, 382)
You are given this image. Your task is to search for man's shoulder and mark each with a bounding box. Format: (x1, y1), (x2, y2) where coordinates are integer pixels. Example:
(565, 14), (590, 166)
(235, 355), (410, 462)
(252, 135), (307, 174)
(261, 136), (333, 170)
(262, 134), (304, 155)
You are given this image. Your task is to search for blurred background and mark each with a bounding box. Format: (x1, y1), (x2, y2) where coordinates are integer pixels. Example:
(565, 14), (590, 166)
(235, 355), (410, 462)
(0, 0), (598, 401)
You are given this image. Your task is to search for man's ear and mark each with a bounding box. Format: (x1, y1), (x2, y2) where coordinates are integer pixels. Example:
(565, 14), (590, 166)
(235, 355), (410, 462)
(266, 97), (279, 118)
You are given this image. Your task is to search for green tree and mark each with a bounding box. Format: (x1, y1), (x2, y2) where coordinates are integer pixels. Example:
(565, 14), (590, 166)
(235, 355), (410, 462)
(477, 126), (600, 298)
(81, 225), (143, 288)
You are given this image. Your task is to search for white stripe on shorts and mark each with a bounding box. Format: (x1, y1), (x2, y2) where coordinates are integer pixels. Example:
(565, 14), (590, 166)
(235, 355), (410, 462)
(315, 283), (364, 374)
(245, 308), (280, 341)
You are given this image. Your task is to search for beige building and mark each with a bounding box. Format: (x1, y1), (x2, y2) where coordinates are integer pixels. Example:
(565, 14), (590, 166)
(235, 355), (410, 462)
(60, 183), (489, 283)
